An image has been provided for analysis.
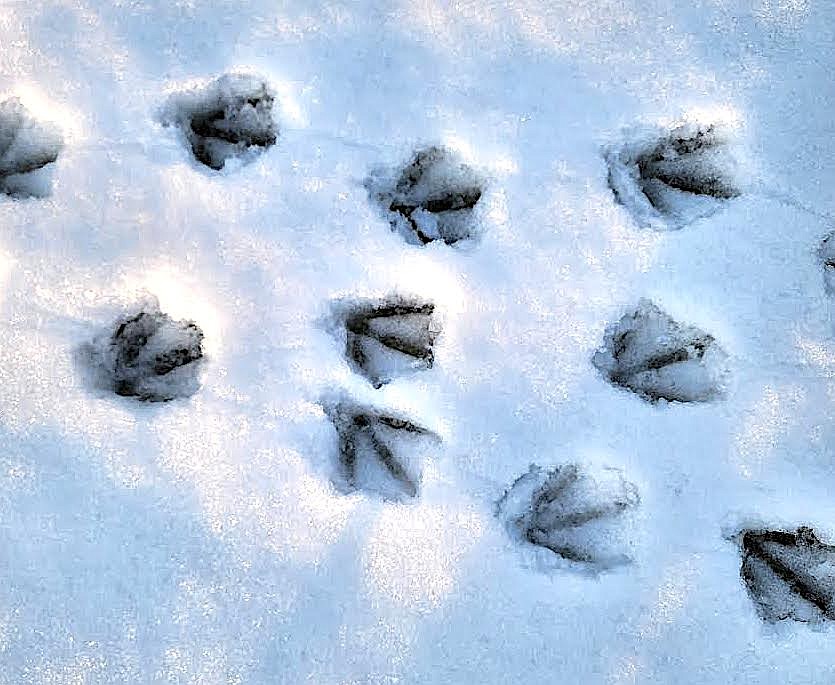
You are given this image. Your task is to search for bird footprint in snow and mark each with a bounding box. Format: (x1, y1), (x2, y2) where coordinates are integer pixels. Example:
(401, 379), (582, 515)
(342, 298), (440, 388)
(736, 526), (835, 623)
(325, 402), (438, 501)
(497, 462), (640, 571)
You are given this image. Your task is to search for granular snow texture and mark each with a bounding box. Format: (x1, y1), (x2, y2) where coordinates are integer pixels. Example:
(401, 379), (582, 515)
(1, 1), (835, 684)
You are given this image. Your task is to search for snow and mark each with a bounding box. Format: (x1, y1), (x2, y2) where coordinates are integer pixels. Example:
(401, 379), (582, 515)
(1, 1), (835, 683)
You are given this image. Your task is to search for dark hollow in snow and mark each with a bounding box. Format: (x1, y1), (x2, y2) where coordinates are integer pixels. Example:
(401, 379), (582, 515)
(819, 232), (835, 294)
(163, 73), (277, 170)
(326, 403), (435, 501)
(496, 463), (639, 570)
(366, 146), (485, 245)
(343, 299), (440, 388)
(0, 97), (63, 197)
(86, 305), (204, 402)
(605, 123), (740, 230)
(592, 299), (728, 403)
(738, 527), (835, 623)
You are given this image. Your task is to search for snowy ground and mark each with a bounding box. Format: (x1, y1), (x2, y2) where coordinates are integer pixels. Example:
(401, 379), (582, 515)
(1, 1), (835, 682)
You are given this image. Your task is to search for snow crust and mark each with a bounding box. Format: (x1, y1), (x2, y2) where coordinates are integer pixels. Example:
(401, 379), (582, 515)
(1, 0), (835, 683)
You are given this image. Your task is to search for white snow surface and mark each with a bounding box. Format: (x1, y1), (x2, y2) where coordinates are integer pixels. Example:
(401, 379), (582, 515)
(1, 1), (835, 683)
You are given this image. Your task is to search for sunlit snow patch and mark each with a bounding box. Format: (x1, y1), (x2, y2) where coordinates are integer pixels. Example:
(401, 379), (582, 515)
(364, 504), (485, 611)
